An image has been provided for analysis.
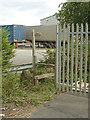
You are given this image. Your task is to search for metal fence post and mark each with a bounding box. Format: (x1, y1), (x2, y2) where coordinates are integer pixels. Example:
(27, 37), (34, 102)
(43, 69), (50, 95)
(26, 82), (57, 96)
(58, 24), (62, 91)
(62, 23), (65, 91)
(84, 23), (88, 96)
(79, 23), (83, 95)
(71, 24), (74, 94)
(67, 24), (70, 92)
(56, 24), (59, 88)
(75, 23), (79, 95)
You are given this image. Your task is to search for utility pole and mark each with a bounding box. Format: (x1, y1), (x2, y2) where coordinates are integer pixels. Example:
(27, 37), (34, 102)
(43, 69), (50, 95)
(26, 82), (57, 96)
(32, 29), (36, 85)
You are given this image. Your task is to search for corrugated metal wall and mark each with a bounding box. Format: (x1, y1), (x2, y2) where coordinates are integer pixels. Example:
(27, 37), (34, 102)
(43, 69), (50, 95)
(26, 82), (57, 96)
(14, 25), (25, 42)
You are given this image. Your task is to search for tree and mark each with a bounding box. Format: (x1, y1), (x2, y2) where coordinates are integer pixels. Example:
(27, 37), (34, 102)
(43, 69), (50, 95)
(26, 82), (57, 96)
(56, 2), (90, 28)
(2, 28), (15, 71)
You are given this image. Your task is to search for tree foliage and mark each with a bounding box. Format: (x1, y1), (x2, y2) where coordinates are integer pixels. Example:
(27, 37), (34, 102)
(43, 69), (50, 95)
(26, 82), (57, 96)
(56, 2), (89, 27)
(2, 28), (15, 71)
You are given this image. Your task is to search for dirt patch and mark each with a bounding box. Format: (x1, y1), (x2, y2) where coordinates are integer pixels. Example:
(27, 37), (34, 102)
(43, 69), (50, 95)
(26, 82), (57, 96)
(2, 92), (61, 118)
(2, 103), (43, 118)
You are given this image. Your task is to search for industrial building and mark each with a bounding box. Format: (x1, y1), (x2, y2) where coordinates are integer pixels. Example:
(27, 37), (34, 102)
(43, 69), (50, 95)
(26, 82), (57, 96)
(40, 14), (57, 26)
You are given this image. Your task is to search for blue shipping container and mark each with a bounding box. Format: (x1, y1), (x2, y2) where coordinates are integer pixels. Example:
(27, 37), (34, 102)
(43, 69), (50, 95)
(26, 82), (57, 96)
(14, 25), (26, 42)
(1, 25), (26, 43)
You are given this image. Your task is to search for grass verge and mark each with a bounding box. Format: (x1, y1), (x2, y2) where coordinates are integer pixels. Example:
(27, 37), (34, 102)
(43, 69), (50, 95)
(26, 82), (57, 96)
(2, 70), (57, 107)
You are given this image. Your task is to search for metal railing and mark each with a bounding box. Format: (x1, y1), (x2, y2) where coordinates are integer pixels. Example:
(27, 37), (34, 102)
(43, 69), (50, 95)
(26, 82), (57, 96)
(56, 23), (89, 96)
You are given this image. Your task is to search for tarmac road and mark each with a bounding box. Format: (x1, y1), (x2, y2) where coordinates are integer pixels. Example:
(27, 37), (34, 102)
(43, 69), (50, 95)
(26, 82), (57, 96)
(31, 93), (88, 118)
(10, 48), (47, 65)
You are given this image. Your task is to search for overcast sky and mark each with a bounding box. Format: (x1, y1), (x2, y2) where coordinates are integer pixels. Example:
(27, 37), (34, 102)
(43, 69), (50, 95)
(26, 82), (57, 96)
(0, 0), (66, 26)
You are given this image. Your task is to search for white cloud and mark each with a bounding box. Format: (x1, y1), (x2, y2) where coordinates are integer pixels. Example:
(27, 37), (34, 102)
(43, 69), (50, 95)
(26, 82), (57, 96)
(0, 0), (66, 26)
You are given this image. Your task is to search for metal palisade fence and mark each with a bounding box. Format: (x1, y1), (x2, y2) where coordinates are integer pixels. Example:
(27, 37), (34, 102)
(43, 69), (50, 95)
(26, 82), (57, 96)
(56, 23), (89, 96)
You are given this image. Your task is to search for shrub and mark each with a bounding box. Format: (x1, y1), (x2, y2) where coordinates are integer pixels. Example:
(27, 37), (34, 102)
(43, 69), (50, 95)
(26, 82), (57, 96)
(2, 28), (15, 72)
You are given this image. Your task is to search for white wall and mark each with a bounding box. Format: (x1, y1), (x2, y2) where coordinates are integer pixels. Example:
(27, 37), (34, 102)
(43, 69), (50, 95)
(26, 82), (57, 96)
(40, 15), (57, 26)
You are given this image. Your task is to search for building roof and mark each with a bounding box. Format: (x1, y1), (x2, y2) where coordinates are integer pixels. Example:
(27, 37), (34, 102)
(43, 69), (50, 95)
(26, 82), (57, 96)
(40, 14), (56, 21)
